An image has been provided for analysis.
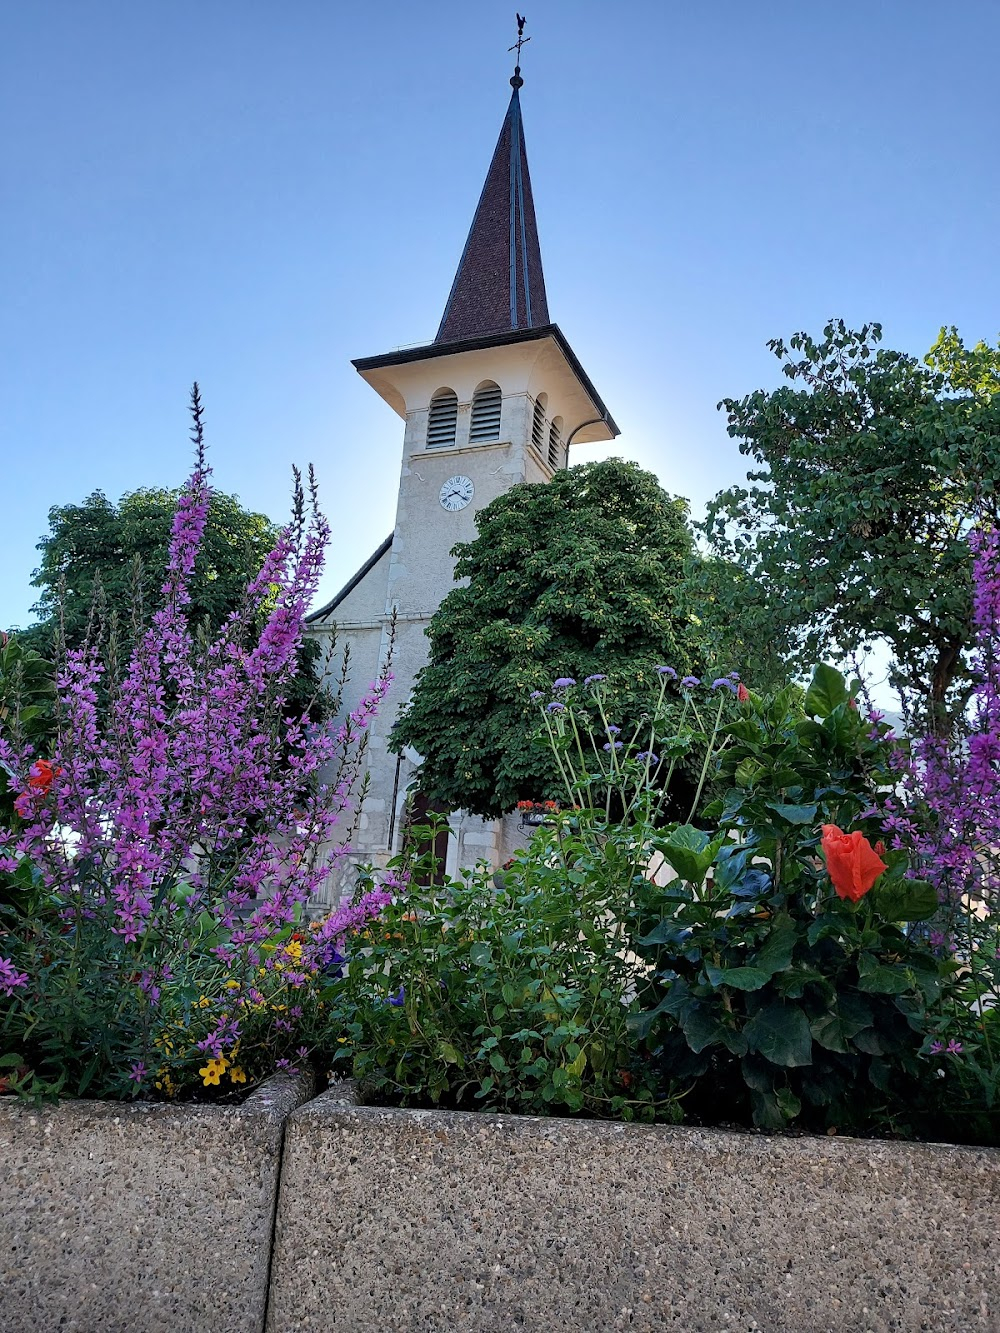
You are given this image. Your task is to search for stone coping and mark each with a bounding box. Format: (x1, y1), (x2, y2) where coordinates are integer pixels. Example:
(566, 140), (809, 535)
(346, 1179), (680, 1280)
(0, 1071), (313, 1333)
(268, 1084), (1000, 1332)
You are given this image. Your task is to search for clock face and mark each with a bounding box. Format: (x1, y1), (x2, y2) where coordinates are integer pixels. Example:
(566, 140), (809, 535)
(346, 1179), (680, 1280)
(439, 475), (474, 512)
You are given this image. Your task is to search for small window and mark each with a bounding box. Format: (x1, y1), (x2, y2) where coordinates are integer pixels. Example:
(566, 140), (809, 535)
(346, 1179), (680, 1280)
(469, 382), (502, 442)
(531, 392), (548, 453)
(548, 416), (563, 470)
(426, 388), (458, 448)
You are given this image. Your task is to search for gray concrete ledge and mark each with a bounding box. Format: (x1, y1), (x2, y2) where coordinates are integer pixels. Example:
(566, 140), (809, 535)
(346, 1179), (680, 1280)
(268, 1086), (1000, 1332)
(0, 1071), (313, 1333)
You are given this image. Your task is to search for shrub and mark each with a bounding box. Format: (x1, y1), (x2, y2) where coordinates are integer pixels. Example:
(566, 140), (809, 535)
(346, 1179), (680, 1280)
(0, 391), (391, 1101)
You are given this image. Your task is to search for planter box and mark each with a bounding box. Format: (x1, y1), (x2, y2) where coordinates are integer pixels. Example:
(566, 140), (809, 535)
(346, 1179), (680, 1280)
(268, 1085), (1000, 1332)
(0, 1072), (312, 1333)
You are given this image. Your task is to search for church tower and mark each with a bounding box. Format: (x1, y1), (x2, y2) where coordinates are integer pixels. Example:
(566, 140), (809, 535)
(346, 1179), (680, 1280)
(308, 51), (618, 898)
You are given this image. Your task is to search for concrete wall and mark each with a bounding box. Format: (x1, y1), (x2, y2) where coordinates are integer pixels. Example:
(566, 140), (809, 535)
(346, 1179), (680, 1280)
(0, 1073), (312, 1333)
(267, 1086), (1000, 1333)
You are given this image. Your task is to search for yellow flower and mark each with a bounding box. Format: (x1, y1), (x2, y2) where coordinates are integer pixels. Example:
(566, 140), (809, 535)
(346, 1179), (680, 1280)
(283, 939), (303, 962)
(229, 1066), (247, 1085)
(197, 996), (211, 1009)
(225, 979), (240, 990)
(199, 1056), (230, 1087)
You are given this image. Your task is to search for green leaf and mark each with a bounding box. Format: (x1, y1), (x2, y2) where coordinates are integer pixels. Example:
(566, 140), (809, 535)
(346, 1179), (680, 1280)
(756, 914), (798, 975)
(744, 1002), (813, 1067)
(469, 942), (493, 968)
(764, 801), (818, 825)
(437, 1041), (464, 1067)
(774, 1086), (802, 1120)
(810, 1010), (849, 1054)
(714, 966), (771, 991)
(655, 825), (725, 885)
(857, 964), (911, 995)
(804, 664), (849, 719)
(870, 877), (937, 923)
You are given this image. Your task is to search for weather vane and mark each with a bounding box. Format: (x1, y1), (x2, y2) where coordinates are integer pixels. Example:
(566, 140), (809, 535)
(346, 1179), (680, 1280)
(508, 13), (530, 66)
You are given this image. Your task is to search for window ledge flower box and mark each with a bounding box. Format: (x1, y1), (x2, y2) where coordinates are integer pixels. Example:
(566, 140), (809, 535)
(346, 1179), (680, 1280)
(0, 1071), (313, 1333)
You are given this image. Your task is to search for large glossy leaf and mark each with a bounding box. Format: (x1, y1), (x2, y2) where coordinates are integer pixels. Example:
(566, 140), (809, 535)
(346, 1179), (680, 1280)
(870, 877), (937, 923)
(744, 1002), (813, 1067)
(755, 913), (797, 975)
(655, 825), (725, 885)
(803, 664), (850, 719)
(765, 800), (818, 825)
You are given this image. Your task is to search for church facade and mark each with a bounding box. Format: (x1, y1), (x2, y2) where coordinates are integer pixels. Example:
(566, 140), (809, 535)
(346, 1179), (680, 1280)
(306, 66), (618, 904)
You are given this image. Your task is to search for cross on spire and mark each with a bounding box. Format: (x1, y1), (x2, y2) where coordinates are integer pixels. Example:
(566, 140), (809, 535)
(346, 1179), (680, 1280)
(508, 13), (530, 69)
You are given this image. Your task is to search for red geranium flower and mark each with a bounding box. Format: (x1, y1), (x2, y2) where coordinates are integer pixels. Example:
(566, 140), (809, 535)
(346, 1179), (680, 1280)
(820, 824), (887, 903)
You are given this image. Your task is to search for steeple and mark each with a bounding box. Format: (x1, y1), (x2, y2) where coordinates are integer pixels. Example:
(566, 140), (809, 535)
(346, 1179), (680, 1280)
(434, 65), (549, 345)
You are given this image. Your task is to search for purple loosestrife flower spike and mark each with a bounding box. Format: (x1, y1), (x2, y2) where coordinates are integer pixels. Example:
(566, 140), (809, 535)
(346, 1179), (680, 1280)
(0, 958), (28, 996)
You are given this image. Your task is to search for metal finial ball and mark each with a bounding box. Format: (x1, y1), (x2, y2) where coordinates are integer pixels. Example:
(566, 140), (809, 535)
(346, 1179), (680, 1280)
(510, 67), (523, 89)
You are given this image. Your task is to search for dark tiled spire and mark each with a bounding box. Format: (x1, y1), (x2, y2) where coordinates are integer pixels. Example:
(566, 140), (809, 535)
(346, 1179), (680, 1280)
(434, 71), (550, 345)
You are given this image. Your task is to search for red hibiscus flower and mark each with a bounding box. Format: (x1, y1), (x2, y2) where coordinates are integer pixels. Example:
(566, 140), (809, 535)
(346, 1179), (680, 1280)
(820, 824), (887, 903)
(27, 760), (61, 794)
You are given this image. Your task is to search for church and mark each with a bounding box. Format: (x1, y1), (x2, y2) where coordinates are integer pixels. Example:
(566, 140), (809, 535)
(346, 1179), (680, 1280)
(307, 56), (618, 902)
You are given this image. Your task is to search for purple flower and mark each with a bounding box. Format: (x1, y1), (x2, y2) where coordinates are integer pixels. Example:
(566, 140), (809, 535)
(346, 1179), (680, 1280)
(530, 691), (545, 700)
(929, 1041), (944, 1054)
(711, 678), (737, 694)
(388, 985), (406, 1006)
(636, 751), (659, 765)
(128, 1062), (147, 1084)
(583, 674), (606, 685)
(0, 958), (28, 997)
(946, 1039), (964, 1055)
(546, 701), (566, 713)
(681, 676), (701, 689)
(606, 725), (621, 736)
(728, 672), (741, 681)
(655, 665), (677, 678)
(603, 741), (624, 752)
(552, 677), (576, 689)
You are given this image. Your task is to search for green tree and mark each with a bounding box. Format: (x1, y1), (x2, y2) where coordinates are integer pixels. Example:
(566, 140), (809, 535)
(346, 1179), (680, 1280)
(15, 486), (278, 658)
(703, 320), (1000, 723)
(392, 459), (720, 818)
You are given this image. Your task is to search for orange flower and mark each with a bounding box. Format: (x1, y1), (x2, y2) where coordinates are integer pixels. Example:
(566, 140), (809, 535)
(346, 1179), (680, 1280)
(736, 683), (750, 703)
(27, 760), (60, 793)
(820, 824), (887, 903)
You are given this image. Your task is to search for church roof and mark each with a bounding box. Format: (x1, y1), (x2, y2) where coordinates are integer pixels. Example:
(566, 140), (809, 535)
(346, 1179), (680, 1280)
(434, 73), (549, 345)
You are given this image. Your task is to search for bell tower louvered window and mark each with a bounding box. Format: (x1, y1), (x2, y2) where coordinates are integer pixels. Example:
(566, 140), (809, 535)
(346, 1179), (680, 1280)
(531, 392), (548, 453)
(426, 388), (458, 448)
(469, 382), (502, 442)
(548, 416), (563, 470)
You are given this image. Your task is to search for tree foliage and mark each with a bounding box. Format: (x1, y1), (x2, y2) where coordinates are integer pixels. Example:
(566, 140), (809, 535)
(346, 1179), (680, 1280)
(15, 485), (279, 658)
(392, 459), (714, 818)
(703, 320), (1000, 722)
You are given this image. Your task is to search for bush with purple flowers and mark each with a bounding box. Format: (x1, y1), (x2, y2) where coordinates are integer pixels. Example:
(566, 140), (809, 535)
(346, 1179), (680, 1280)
(0, 391), (391, 1101)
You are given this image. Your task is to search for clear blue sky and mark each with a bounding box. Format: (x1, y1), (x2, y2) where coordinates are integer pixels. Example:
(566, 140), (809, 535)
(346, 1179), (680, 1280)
(3, 0), (999, 631)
